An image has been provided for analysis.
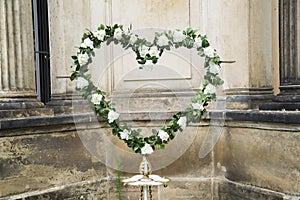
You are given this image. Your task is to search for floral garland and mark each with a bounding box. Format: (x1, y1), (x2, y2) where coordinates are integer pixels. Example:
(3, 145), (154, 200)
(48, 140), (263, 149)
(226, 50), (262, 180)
(70, 24), (224, 155)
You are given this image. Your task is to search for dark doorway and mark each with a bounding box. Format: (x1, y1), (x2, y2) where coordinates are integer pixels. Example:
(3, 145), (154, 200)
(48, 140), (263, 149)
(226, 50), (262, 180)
(32, 0), (51, 103)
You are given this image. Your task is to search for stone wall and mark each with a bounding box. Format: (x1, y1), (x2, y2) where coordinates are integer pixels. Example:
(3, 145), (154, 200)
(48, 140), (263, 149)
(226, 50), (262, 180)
(0, 110), (299, 199)
(215, 114), (300, 199)
(1, 0), (300, 199)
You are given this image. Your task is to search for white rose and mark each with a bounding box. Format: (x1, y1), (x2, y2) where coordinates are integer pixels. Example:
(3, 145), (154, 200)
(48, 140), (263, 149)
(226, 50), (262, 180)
(204, 83), (216, 94)
(108, 110), (120, 123)
(177, 116), (187, 130)
(148, 46), (160, 57)
(209, 62), (220, 74)
(94, 29), (106, 41)
(119, 129), (131, 140)
(173, 31), (186, 43)
(114, 28), (123, 40)
(91, 93), (103, 104)
(194, 37), (202, 48)
(157, 34), (169, 46)
(77, 53), (89, 66)
(139, 45), (149, 58)
(80, 38), (94, 49)
(141, 143), (154, 155)
(144, 60), (153, 66)
(129, 35), (138, 45)
(204, 46), (215, 58)
(76, 77), (89, 89)
(192, 103), (204, 110)
(158, 130), (169, 142)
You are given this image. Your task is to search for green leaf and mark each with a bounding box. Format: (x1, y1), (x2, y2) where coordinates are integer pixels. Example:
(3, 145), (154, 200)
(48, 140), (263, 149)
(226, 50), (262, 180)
(133, 145), (140, 153)
(99, 24), (105, 30)
(86, 74), (92, 79)
(138, 59), (146, 65)
(152, 129), (157, 135)
(70, 72), (78, 81)
(202, 39), (209, 48)
(169, 132), (175, 140)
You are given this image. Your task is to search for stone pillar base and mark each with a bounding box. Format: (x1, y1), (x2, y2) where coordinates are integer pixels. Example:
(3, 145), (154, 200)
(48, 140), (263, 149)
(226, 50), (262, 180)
(259, 95), (300, 111)
(46, 93), (90, 115)
(225, 87), (274, 109)
(259, 85), (300, 111)
(0, 98), (54, 119)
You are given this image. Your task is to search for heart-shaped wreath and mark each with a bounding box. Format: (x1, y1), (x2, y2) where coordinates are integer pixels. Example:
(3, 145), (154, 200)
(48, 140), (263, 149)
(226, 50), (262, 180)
(70, 24), (224, 155)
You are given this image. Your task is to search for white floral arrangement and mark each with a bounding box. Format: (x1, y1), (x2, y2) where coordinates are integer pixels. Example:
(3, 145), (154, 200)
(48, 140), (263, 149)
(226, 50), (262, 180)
(70, 24), (224, 155)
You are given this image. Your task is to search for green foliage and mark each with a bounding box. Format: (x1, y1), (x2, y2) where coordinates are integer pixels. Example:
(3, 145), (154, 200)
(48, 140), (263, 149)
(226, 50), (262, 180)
(116, 169), (124, 200)
(69, 24), (224, 155)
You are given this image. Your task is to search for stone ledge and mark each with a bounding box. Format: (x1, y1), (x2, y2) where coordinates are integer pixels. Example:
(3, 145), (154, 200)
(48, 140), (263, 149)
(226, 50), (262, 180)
(0, 108), (54, 119)
(0, 110), (299, 135)
(0, 178), (110, 200)
(0, 114), (93, 133)
(216, 178), (299, 200)
(1, 177), (298, 200)
(224, 110), (300, 124)
(259, 102), (300, 111)
(0, 100), (53, 119)
(0, 100), (44, 109)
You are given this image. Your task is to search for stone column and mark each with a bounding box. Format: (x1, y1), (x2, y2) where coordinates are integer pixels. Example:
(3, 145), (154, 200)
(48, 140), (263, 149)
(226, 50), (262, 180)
(45, 0), (97, 114)
(0, 0), (48, 117)
(48, 0), (93, 100)
(208, 0), (275, 109)
(260, 0), (300, 110)
(279, 0), (300, 93)
(0, 0), (36, 98)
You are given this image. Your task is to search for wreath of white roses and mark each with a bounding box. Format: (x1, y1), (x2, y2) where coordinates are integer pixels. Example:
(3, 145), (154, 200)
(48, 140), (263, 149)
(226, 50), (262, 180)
(70, 24), (224, 155)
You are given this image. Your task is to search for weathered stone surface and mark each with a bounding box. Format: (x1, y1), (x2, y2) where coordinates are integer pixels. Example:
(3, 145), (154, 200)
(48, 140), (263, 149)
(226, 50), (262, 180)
(0, 99), (55, 119)
(1, 110), (300, 199)
(219, 0), (276, 109)
(260, 102), (300, 111)
(0, 130), (106, 198)
(225, 93), (274, 110)
(154, 126), (212, 178)
(0, 108), (54, 119)
(0, 114), (95, 132)
(26, 181), (108, 200)
(46, 98), (92, 115)
(112, 92), (193, 113)
(0, 100), (44, 110)
(108, 180), (158, 200)
(215, 121), (300, 196)
(1, 179), (109, 200)
(0, 0), (36, 98)
(158, 180), (213, 200)
(224, 110), (300, 124)
(1, 0), (299, 199)
(215, 179), (285, 200)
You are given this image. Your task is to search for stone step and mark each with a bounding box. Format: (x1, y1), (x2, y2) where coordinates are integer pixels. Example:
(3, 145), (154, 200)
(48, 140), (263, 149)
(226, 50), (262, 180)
(46, 99), (92, 115)
(111, 95), (193, 113)
(259, 102), (300, 111)
(0, 100), (45, 110)
(0, 108), (54, 119)
(47, 95), (193, 115)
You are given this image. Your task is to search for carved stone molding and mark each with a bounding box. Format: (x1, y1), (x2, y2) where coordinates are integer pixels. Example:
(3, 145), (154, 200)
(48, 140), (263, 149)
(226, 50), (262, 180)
(0, 0), (36, 98)
(279, 0), (300, 91)
(260, 0), (300, 110)
(0, 0), (55, 118)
